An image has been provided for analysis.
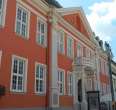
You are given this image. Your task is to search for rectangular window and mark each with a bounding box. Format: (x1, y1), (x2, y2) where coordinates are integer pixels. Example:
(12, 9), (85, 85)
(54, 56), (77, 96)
(0, 0), (3, 25)
(67, 37), (73, 58)
(11, 56), (27, 92)
(101, 60), (104, 73)
(67, 72), (73, 95)
(77, 43), (83, 58)
(87, 79), (92, 91)
(35, 63), (46, 94)
(36, 18), (47, 46)
(99, 59), (102, 73)
(105, 62), (108, 75)
(100, 84), (103, 95)
(0, 50), (2, 68)
(86, 48), (91, 58)
(15, 4), (29, 38)
(57, 31), (65, 54)
(0, 0), (7, 26)
(58, 69), (65, 95)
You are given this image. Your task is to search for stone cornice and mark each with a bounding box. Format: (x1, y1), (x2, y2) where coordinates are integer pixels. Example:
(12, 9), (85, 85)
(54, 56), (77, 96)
(24, 0), (49, 15)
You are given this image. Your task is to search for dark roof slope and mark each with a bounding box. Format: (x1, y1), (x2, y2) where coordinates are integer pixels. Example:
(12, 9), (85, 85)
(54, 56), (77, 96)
(45, 0), (62, 8)
(112, 60), (116, 66)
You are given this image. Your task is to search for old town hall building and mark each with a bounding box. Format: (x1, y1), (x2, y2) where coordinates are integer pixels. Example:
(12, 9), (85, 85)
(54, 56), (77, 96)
(0, 0), (112, 110)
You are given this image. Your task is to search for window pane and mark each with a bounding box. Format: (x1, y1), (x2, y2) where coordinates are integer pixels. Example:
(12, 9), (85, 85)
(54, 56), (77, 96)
(0, 0), (3, 25)
(22, 24), (26, 37)
(13, 59), (18, 73)
(19, 60), (24, 74)
(22, 11), (27, 23)
(16, 21), (21, 34)
(38, 22), (40, 31)
(60, 83), (63, 93)
(18, 76), (23, 90)
(58, 70), (64, 94)
(36, 79), (39, 92)
(12, 75), (17, 90)
(0, 0), (3, 9)
(17, 8), (22, 20)
(39, 80), (44, 92)
(40, 67), (44, 78)
(41, 35), (44, 45)
(41, 23), (44, 33)
(36, 65), (39, 78)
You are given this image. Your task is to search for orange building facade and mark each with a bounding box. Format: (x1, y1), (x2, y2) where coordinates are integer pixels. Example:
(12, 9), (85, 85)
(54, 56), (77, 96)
(0, 0), (111, 110)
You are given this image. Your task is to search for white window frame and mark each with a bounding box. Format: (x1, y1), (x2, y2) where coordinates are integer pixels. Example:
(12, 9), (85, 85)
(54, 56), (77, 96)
(58, 68), (65, 95)
(99, 59), (102, 73)
(36, 17), (47, 47)
(0, 50), (2, 68)
(101, 59), (104, 73)
(105, 62), (108, 75)
(103, 83), (106, 94)
(67, 71), (73, 96)
(101, 83), (104, 95)
(10, 55), (28, 93)
(15, 3), (30, 39)
(35, 62), (46, 94)
(57, 31), (65, 54)
(77, 43), (83, 58)
(0, 0), (7, 27)
(87, 79), (92, 91)
(86, 48), (91, 58)
(67, 36), (74, 58)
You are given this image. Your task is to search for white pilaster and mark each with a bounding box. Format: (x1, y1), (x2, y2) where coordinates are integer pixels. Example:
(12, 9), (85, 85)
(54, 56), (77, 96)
(95, 49), (101, 91)
(81, 69), (87, 110)
(50, 28), (59, 108)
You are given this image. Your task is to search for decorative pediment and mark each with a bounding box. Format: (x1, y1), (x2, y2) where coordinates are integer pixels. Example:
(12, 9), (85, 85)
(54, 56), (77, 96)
(57, 7), (93, 39)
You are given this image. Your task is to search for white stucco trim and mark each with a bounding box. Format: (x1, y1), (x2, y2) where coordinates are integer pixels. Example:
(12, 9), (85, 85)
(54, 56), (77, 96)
(34, 62), (47, 95)
(0, 0), (7, 27)
(10, 55), (28, 93)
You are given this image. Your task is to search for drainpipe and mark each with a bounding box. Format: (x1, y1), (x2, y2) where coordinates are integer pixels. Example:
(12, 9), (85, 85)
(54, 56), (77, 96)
(108, 52), (114, 102)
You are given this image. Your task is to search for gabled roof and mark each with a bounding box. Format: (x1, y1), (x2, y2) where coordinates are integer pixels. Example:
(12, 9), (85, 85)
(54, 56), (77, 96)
(56, 7), (93, 38)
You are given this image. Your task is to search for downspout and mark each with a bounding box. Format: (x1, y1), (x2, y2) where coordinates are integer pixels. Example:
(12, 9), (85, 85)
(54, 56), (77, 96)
(108, 53), (114, 102)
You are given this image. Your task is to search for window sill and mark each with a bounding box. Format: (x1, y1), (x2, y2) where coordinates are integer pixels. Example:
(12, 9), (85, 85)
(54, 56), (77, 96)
(36, 42), (47, 48)
(15, 32), (29, 40)
(58, 51), (65, 56)
(10, 90), (26, 94)
(35, 92), (46, 96)
(59, 93), (65, 96)
(0, 24), (5, 28)
(67, 55), (74, 60)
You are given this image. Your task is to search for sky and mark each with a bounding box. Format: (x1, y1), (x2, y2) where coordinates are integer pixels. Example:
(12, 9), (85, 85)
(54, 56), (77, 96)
(58, 0), (116, 61)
